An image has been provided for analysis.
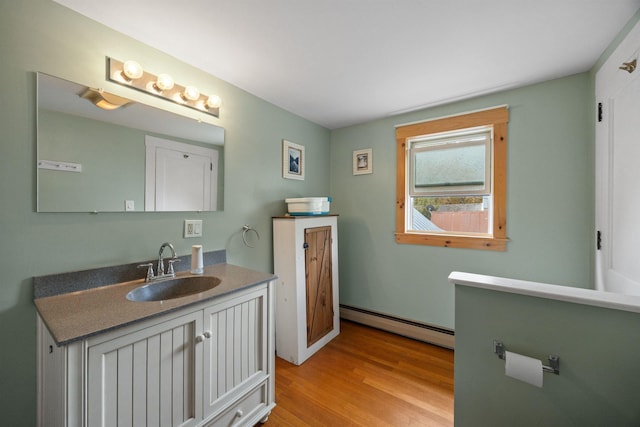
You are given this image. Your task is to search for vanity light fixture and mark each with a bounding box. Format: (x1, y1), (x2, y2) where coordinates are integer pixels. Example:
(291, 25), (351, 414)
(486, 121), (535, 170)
(107, 57), (220, 117)
(80, 88), (132, 110)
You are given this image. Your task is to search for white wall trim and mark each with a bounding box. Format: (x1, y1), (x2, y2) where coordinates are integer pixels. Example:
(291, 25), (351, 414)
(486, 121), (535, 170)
(339, 305), (455, 349)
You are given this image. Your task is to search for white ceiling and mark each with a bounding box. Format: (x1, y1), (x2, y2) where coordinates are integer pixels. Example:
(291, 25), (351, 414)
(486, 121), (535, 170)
(55, 0), (640, 129)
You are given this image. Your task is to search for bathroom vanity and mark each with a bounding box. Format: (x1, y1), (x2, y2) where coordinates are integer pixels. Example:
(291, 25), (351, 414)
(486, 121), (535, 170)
(34, 260), (275, 427)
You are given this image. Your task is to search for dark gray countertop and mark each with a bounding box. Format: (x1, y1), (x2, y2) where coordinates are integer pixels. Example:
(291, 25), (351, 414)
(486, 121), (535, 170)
(35, 261), (276, 346)
(33, 250), (228, 298)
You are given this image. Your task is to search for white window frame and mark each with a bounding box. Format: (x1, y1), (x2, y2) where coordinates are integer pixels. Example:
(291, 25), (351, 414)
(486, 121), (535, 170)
(407, 127), (493, 236)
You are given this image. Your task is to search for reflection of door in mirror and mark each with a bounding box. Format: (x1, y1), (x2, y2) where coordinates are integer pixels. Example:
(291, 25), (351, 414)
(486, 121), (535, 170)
(145, 136), (218, 211)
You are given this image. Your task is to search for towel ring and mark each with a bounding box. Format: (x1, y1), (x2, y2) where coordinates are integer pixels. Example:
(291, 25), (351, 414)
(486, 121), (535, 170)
(242, 225), (260, 248)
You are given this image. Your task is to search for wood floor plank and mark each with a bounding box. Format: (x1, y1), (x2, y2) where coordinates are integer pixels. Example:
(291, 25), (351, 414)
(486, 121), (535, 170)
(262, 320), (454, 426)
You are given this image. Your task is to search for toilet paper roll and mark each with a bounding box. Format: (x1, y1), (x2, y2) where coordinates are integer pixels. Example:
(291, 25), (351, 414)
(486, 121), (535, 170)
(191, 245), (204, 274)
(505, 350), (543, 387)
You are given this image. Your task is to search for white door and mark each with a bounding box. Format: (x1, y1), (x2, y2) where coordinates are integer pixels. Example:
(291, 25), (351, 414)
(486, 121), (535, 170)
(595, 20), (640, 294)
(156, 146), (211, 211)
(145, 136), (219, 211)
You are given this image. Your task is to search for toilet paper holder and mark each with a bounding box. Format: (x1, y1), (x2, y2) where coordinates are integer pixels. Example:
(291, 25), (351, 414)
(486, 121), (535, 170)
(493, 340), (560, 375)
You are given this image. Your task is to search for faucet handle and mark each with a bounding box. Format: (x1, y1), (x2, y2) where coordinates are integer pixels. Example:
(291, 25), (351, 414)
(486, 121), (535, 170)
(137, 263), (155, 282)
(167, 258), (181, 276)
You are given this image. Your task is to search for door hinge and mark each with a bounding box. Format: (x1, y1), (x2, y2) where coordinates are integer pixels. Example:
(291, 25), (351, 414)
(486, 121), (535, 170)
(210, 162), (213, 171)
(597, 230), (602, 250)
(597, 102), (603, 123)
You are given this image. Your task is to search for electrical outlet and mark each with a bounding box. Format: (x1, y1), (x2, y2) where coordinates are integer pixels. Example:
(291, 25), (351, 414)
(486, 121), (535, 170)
(184, 219), (203, 238)
(125, 200), (135, 211)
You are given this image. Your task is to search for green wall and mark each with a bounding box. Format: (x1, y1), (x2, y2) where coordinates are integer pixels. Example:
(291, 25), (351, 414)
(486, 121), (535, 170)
(0, 1), (330, 424)
(330, 74), (593, 329)
(454, 285), (640, 426)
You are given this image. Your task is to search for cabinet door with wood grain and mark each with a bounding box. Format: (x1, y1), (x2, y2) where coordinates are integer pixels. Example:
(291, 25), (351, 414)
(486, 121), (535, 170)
(304, 225), (334, 347)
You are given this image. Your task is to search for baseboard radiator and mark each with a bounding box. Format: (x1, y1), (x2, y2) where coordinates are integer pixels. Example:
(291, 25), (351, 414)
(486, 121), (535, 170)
(339, 304), (455, 350)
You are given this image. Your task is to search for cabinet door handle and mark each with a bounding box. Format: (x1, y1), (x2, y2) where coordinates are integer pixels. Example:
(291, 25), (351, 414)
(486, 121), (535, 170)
(235, 409), (244, 418)
(303, 242), (309, 249)
(196, 331), (213, 342)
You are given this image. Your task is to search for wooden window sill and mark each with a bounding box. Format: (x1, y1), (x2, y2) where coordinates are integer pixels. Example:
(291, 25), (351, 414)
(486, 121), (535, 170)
(395, 232), (509, 251)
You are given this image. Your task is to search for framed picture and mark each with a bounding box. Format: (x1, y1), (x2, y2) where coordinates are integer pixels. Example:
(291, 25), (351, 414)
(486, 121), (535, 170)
(283, 139), (305, 180)
(353, 148), (373, 175)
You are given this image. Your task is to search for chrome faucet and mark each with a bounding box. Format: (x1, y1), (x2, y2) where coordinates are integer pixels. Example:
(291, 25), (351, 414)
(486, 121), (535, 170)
(138, 242), (180, 282)
(157, 242), (177, 276)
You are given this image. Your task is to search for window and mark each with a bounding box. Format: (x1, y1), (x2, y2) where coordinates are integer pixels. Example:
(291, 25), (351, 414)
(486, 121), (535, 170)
(395, 106), (509, 251)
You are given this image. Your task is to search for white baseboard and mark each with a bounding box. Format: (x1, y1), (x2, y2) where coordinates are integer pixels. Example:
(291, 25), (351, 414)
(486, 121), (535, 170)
(339, 305), (455, 349)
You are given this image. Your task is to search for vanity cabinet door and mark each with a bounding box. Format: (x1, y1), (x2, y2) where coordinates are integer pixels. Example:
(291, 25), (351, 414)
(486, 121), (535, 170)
(86, 311), (203, 427)
(202, 287), (270, 422)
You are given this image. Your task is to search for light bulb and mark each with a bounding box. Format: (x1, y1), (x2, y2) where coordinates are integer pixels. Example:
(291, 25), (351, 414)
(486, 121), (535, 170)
(206, 95), (222, 109)
(182, 86), (200, 101)
(154, 74), (174, 91)
(122, 60), (143, 81)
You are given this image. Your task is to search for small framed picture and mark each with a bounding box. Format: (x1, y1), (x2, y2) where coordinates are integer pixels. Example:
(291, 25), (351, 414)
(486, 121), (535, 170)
(353, 148), (373, 175)
(283, 139), (305, 180)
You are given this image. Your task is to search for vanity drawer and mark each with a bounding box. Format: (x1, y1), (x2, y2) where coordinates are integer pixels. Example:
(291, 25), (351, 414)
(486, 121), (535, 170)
(205, 382), (268, 427)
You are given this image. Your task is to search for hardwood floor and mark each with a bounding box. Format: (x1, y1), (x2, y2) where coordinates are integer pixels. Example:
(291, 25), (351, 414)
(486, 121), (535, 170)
(264, 320), (454, 426)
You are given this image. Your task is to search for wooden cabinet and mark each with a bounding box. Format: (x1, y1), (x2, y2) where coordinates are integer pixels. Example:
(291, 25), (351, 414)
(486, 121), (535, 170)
(273, 215), (340, 365)
(37, 282), (275, 427)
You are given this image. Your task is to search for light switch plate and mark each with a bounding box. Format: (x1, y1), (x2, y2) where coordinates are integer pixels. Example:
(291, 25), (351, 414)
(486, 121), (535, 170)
(184, 219), (203, 238)
(125, 200), (135, 211)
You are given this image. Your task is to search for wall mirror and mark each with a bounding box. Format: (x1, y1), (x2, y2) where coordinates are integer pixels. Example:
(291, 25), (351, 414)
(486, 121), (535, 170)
(37, 73), (224, 212)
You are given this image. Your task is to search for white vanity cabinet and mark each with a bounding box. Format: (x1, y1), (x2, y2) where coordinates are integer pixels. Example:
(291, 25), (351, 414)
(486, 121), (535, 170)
(37, 281), (275, 427)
